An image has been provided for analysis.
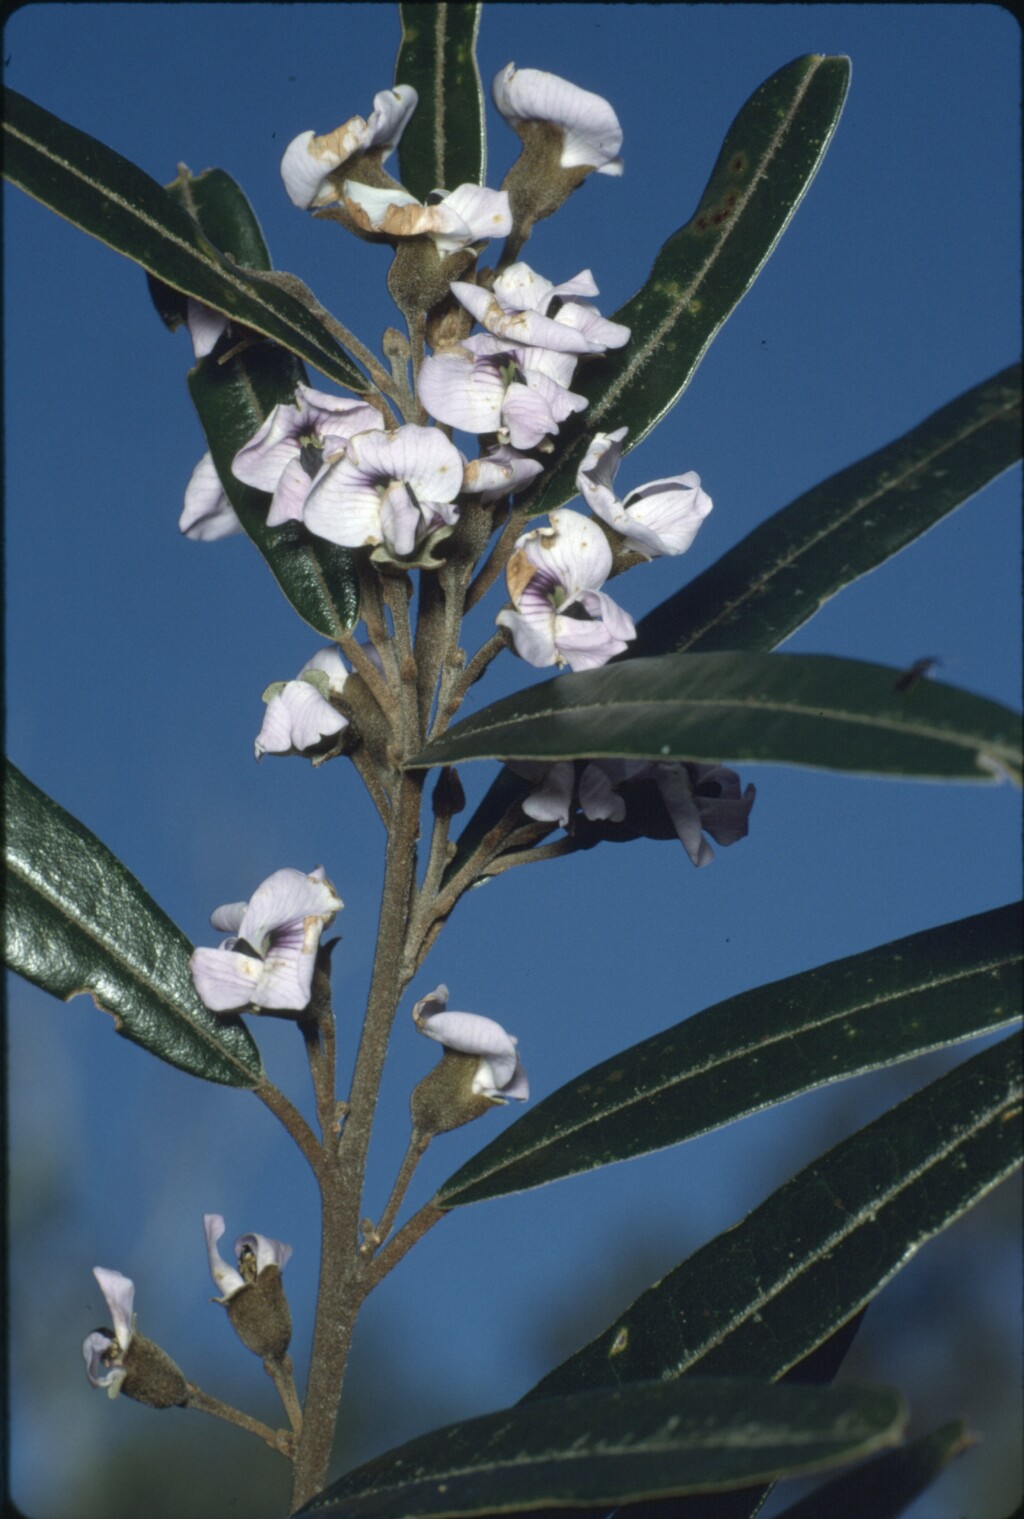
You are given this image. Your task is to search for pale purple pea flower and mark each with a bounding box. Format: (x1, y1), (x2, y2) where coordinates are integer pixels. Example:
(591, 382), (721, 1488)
(450, 262), (629, 355)
(83, 1268), (135, 1398)
(578, 428), (713, 558)
(493, 64), (623, 176)
(418, 343), (587, 450)
(232, 386), (382, 527)
(203, 1214), (292, 1303)
(302, 424), (463, 558)
(461, 444), (545, 502)
(180, 452), (244, 541)
(280, 86), (418, 209)
(340, 180), (512, 254)
(516, 759), (755, 867)
(254, 645), (382, 760)
(497, 507), (635, 671)
(189, 866), (342, 1014)
(413, 985), (528, 1102)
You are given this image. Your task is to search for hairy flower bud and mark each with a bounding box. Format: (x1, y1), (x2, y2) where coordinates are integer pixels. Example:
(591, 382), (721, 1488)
(224, 1262), (293, 1361)
(410, 1048), (499, 1136)
(117, 1332), (189, 1409)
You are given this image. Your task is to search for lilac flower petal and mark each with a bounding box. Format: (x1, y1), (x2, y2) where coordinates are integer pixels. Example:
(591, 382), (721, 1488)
(424, 350), (511, 434)
(235, 1231), (293, 1276)
(83, 1330), (124, 1394)
(236, 868), (343, 959)
(497, 605), (558, 667)
(379, 480), (422, 557)
(180, 453), (244, 541)
(298, 646), (351, 694)
(303, 459), (386, 548)
(462, 446), (544, 501)
(255, 681), (347, 759)
(186, 298), (229, 359)
(496, 1054), (530, 1101)
(93, 1267), (134, 1354)
(620, 473), (713, 555)
(553, 610), (632, 671)
(492, 64), (623, 174)
(189, 944), (274, 1011)
(420, 1009), (519, 1070)
(652, 765), (714, 867)
(527, 509), (613, 592)
(210, 901), (246, 935)
(266, 456), (317, 527)
(204, 1213), (246, 1299)
(578, 762), (626, 822)
(280, 87), (417, 208)
(433, 184), (512, 251)
(521, 761), (576, 826)
(553, 299), (631, 352)
(412, 984), (450, 1024)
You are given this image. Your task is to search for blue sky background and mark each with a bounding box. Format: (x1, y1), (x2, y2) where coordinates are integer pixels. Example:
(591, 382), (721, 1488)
(4, 5), (1021, 1517)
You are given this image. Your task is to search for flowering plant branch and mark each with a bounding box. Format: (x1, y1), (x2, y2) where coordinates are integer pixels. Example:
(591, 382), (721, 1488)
(3, 7), (1021, 1519)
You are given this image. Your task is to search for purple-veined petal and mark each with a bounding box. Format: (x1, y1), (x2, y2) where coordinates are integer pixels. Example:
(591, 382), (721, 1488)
(492, 64), (623, 174)
(462, 445), (544, 501)
(235, 1231), (293, 1276)
(303, 458), (385, 548)
(419, 1008), (519, 1069)
(204, 1213), (246, 1300)
(254, 681), (347, 760)
(379, 480), (422, 558)
(435, 184), (512, 249)
(418, 351), (506, 434)
(496, 604), (559, 667)
(93, 1267), (134, 1355)
(619, 473), (713, 556)
(210, 901), (246, 933)
(526, 508), (613, 592)
(180, 453), (244, 541)
(189, 944), (275, 1011)
(235, 867), (343, 959)
(553, 609), (632, 671)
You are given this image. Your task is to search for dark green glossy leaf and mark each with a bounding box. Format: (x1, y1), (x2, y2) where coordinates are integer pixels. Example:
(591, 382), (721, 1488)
(3, 761), (262, 1087)
(411, 653), (1023, 781)
(437, 903), (1022, 1207)
(300, 1378), (904, 1519)
(395, 4), (485, 198)
(521, 55), (850, 521)
(773, 1421), (973, 1519)
(188, 348), (360, 635)
(3, 86), (368, 393)
(148, 164), (273, 330)
(523, 1033), (1022, 1401)
(634, 365), (1023, 658)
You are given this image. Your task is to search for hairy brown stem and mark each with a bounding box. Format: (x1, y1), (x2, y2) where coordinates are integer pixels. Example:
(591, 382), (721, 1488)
(185, 1382), (295, 1458)
(265, 1355), (304, 1435)
(363, 1201), (446, 1292)
(254, 1080), (323, 1179)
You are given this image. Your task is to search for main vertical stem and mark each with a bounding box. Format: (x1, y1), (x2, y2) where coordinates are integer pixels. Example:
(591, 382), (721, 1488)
(288, 772), (424, 1513)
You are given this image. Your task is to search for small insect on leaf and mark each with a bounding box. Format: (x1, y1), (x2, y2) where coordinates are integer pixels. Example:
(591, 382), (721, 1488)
(893, 656), (940, 692)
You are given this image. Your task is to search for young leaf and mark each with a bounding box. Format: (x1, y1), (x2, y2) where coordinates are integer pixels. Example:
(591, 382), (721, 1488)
(395, 3), (485, 198)
(2, 86), (369, 393)
(3, 760), (263, 1087)
(410, 652), (1023, 781)
(772, 1421), (973, 1519)
(437, 902), (1022, 1207)
(300, 1377), (905, 1518)
(522, 1033), (1022, 1400)
(188, 344), (361, 636)
(521, 54), (851, 521)
(633, 365), (1023, 658)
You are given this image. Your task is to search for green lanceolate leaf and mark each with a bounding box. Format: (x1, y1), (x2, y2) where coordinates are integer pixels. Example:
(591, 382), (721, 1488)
(410, 652), (1023, 781)
(299, 1378), (905, 1519)
(2, 86), (368, 393)
(773, 1421), (973, 1519)
(634, 365), (1024, 658)
(3, 761), (263, 1087)
(437, 903), (1023, 1207)
(521, 54), (850, 521)
(148, 164), (274, 330)
(188, 349), (361, 635)
(395, 3), (485, 198)
(523, 1033), (1022, 1401)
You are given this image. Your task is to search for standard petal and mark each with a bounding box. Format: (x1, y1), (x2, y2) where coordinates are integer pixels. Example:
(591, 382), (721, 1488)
(492, 64), (623, 173)
(534, 508), (613, 591)
(180, 453), (243, 541)
(93, 1267), (134, 1354)
(236, 867), (343, 959)
(235, 1231), (293, 1276)
(418, 352), (506, 434)
(303, 455), (385, 548)
(419, 1009), (519, 1070)
(204, 1213), (245, 1299)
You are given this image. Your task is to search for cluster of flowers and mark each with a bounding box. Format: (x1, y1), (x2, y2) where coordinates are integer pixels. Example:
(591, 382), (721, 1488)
(179, 66), (751, 859)
(186, 865), (526, 1098)
(84, 1217), (292, 1404)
